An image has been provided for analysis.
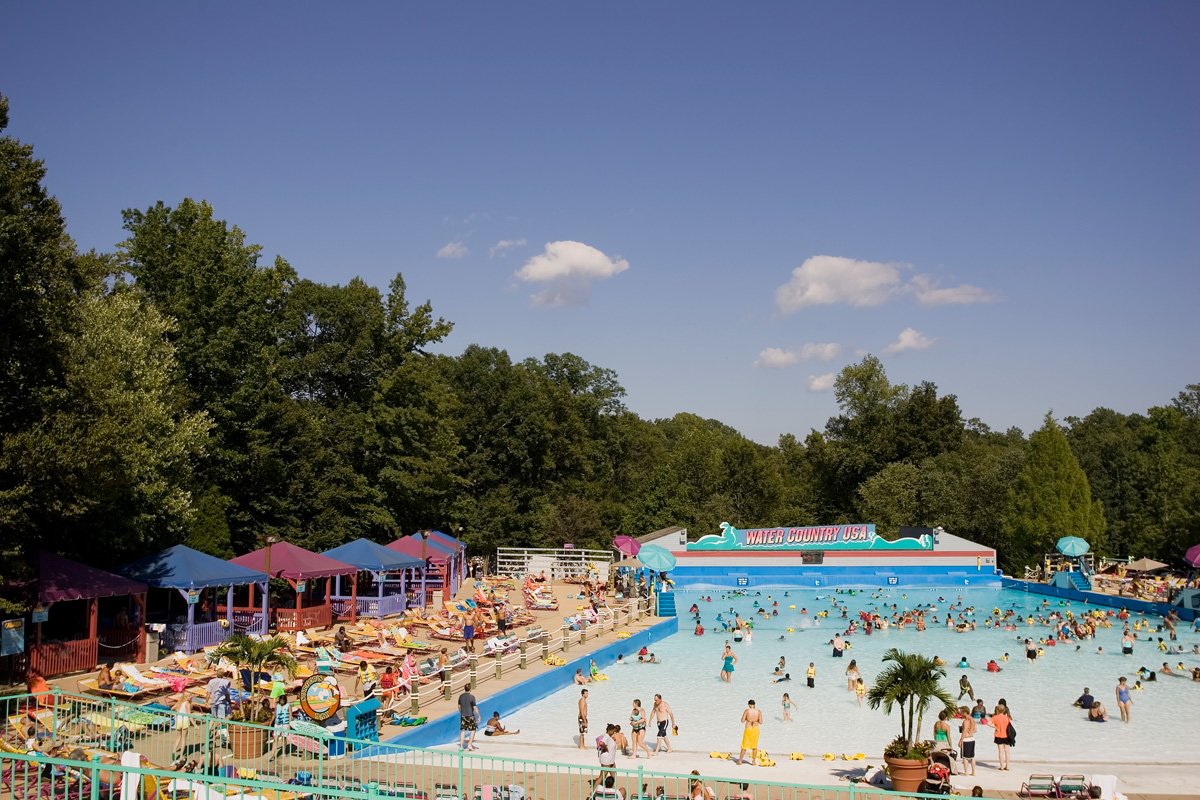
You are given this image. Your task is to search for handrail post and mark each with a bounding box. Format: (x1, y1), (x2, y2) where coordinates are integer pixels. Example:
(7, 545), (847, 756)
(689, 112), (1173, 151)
(519, 641), (527, 670)
(90, 753), (101, 800)
(469, 655), (478, 690)
(562, 624), (570, 653)
(495, 655), (503, 681)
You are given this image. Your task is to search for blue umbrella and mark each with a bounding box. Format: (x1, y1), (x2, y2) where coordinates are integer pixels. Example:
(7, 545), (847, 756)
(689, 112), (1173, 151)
(637, 544), (677, 572)
(1055, 536), (1090, 557)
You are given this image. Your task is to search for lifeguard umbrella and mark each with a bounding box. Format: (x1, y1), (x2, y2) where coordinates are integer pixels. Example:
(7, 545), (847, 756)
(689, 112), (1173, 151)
(613, 536), (641, 558)
(1126, 557), (1168, 573)
(1055, 536), (1090, 557)
(637, 544), (676, 573)
(1184, 544), (1200, 568)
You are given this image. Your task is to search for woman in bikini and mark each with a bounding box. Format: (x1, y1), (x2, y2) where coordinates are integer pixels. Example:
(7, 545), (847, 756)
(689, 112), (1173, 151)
(629, 699), (653, 758)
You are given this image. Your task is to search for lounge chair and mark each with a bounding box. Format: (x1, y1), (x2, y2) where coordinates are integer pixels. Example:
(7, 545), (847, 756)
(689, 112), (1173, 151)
(115, 664), (172, 691)
(523, 625), (548, 642)
(482, 636), (519, 657)
(1020, 774), (1059, 798)
(1056, 775), (1092, 799)
(77, 678), (159, 701)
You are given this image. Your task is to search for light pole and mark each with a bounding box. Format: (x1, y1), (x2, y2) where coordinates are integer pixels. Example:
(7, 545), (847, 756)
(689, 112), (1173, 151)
(262, 536), (278, 634)
(419, 530), (431, 608)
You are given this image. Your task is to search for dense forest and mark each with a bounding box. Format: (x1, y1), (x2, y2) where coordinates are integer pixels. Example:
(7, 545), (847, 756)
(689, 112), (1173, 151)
(2, 97), (1197, 611)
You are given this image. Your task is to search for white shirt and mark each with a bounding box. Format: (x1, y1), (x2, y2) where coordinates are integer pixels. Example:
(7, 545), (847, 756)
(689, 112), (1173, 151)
(598, 735), (617, 767)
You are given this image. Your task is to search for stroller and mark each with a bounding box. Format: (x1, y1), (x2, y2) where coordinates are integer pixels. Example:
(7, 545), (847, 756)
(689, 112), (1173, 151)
(930, 747), (961, 776)
(921, 762), (953, 795)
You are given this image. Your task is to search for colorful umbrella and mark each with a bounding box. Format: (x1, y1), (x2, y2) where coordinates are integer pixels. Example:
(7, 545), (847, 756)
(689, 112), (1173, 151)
(637, 544), (676, 572)
(1125, 557), (1168, 573)
(1055, 536), (1090, 557)
(1185, 544), (1200, 569)
(613, 536), (641, 558)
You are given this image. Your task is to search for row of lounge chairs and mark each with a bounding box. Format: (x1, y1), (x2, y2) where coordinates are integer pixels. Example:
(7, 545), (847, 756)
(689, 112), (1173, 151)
(1020, 774), (1095, 799)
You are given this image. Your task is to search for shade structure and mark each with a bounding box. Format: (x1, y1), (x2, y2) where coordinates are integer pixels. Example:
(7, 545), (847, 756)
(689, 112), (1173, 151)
(637, 544), (677, 572)
(423, 530), (465, 552)
(38, 552), (147, 604)
(1125, 557), (1168, 573)
(1184, 544), (1200, 569)
(613, 536), (641, 557)
(386, 537), (450, 565)
(322, 539), (424, 571)
(1055, 536), (1090, 557)
(230, 541), (356, 580)
(118, 544), (267, 590)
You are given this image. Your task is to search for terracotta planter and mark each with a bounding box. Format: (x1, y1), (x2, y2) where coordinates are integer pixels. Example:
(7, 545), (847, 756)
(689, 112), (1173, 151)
(228, 725), (269, 760)
(884, 754), (930, 793)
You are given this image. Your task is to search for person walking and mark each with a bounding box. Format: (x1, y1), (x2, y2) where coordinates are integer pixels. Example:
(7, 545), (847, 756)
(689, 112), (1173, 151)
(736, 699), (762, 766)
(171, 694), (192, 757)
(594, 723), (618, 787)
(458, 687), (480, 751)
(652, 694), (676, 753)
(630, 699), (653, 758)
(781, 693), (793, 722)
(721, 648), (737, 683)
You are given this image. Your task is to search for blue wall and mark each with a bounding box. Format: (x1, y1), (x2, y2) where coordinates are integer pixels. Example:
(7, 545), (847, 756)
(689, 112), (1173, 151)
(1002, 578), (1196, 622)
(672, 564), (1002, 589)
(377, 616), (680, 749)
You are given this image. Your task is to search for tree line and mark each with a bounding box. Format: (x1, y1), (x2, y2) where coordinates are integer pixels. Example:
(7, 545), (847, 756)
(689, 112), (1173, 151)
(1, 97), (1197, 610)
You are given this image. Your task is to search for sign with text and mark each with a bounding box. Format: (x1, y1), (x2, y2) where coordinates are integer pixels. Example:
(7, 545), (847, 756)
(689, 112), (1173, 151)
(1, 619), (24, 657)
(688, 522), (934, 552)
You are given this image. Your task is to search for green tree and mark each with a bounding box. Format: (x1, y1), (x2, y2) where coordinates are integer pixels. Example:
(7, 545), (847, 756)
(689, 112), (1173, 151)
(1003, 413), (1105, 568)
(2, 288), (210, 565)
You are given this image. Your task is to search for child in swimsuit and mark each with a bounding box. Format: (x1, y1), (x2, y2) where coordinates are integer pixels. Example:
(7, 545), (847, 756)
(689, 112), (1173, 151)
(781, 693), (793, 722)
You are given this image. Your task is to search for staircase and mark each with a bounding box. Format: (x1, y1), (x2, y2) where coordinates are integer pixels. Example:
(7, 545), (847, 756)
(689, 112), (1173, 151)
(1067, 570), (1091, 591)
(656, 592), (676, 617)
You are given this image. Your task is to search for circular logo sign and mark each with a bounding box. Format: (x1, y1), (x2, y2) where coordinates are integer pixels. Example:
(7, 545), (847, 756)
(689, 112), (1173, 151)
(298, 674), (341, 721)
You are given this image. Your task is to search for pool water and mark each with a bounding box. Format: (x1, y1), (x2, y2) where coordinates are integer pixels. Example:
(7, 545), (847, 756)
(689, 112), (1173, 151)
(505, 587), (1200, 764)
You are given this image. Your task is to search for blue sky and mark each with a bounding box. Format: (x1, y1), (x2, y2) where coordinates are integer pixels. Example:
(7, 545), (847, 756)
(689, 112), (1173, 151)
(4, 2), (1198, 444)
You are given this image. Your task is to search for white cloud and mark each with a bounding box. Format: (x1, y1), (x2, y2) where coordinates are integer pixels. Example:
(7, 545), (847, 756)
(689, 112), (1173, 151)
(775, 255), (903, 312)
(884, 327), (936, 354)
(754, 348), (800, 369)
(754, 342), (841, 369)
(489, 238), (527, 258)
(516, 241), (630, 307)
(807, 373), (836, 392)
(799, 342), (842, 361)
(774, 255), (996, 312)
(910, 274), (996, 306)
(436, 241), (469, 260)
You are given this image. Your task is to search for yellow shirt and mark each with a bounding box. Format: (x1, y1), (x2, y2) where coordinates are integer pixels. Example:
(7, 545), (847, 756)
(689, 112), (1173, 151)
(807, 666), (816, 678)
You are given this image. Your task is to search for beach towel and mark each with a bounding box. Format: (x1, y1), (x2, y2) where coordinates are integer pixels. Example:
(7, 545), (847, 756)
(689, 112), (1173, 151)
(119, 751), (141, 800)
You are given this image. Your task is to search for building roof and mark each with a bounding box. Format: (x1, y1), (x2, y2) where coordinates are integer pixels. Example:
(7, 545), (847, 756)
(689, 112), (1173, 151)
(386, 536), (450, 565)
(322, 539), (425, 571)
(637, 526), (688, 546)
(38, 552), (147, 604)
(421, 530), (465, 553)
(229, 541), (356, 581)
(118, 545), (267, 590)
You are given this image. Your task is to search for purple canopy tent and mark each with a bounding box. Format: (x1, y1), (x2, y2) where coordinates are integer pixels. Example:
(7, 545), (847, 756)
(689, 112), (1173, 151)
(228, 542), (356, 632)
(33, 553), (148, 676)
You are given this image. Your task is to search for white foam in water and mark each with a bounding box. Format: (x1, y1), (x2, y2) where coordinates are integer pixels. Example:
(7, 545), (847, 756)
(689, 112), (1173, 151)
(505, 587), (1200, 764)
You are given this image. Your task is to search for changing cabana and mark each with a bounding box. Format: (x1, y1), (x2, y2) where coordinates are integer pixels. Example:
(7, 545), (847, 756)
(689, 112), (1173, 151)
(423, 530), (468, 583)
(117, 545), (269, 653)
(31, 553), (148, 677)
(322, 539), (426, 620)
(229, 542), (356, 631)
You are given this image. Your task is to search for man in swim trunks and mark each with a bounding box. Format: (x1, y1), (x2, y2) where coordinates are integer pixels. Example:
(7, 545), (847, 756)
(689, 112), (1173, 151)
(578, 689), (589, 749)
(652, 693), (675, 753)
(458, 688), (479, 751)
(737, 699), (762, 766)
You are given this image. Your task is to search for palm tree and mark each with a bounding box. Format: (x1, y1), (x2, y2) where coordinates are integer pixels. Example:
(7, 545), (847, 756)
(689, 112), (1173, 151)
(867, 648), (955, 753)
(207, 638), (298, 724)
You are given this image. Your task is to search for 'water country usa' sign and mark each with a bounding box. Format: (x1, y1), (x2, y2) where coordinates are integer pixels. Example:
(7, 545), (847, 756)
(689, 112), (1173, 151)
(687, 522), (934, 552)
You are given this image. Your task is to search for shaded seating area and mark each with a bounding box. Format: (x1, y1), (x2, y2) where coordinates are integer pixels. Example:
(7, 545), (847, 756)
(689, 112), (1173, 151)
(386, 532), (464, 605)
(322, 538), (426, 621)
(116, 544), (269, 653)
(31, 553), (148, 677)
(229, 541), (356, 631)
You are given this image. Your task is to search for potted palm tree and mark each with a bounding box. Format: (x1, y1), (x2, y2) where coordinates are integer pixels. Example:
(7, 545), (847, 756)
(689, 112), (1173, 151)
(207, 634), (297, 759)
(866, 648), (955, 792)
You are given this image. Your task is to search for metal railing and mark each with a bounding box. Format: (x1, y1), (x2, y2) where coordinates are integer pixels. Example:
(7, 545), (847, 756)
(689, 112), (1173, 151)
(0, 737), (954, 800)
(495, 549), (613, 583)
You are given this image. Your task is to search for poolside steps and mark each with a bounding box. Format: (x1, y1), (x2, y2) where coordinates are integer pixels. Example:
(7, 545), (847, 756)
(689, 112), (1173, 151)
(1067, 570), (1091, 591)
(656, 592), (677, 616)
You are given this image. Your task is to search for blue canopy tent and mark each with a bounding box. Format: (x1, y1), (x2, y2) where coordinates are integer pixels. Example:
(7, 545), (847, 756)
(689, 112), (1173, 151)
(322, 539), (425, 620)
(118, 545), (269, 653)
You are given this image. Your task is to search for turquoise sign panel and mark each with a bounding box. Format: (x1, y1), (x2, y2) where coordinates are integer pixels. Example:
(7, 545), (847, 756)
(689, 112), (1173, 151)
(687, 522), (933, 551)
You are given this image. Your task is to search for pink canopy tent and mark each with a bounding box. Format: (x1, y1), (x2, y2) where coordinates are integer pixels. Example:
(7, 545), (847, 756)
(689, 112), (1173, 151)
(228, 542), (356, 631)
(387, 534), (458, 605)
